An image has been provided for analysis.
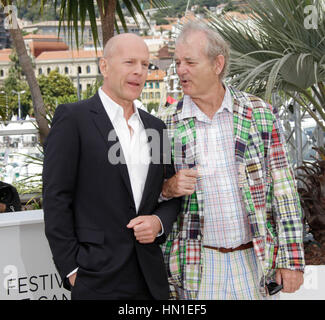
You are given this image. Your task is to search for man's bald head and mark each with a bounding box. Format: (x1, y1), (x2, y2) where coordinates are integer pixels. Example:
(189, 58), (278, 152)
(99, 33), (149, 108)
(103, 33), (148, 59)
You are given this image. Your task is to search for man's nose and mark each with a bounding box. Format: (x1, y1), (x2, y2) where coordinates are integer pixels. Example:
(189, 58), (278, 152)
(176, 62), (186, 75)
(133, 62), (143, 75)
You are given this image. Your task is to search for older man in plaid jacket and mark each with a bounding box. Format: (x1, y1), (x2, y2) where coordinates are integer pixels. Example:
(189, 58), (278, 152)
(158, 22), (305, 300)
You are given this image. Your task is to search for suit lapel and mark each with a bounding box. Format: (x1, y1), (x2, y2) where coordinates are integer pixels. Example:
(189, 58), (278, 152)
(89, 93), (134, 201)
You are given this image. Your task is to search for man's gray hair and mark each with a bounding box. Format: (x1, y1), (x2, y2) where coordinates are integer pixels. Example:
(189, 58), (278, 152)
(176, 22), (230, 80)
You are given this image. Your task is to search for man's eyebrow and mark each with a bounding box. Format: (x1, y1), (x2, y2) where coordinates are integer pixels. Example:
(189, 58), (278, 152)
(174, 56), (197, 61)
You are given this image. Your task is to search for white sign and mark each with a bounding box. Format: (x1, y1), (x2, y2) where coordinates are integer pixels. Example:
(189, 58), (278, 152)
(0, 210), (69, 300)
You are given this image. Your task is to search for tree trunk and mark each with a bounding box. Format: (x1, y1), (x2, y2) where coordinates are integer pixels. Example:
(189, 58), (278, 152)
(9, 27), (50, 146)
(97, 0), (117, 46)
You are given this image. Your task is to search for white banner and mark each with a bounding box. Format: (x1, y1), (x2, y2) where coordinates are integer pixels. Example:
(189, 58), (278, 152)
(0, 210), (69, 300)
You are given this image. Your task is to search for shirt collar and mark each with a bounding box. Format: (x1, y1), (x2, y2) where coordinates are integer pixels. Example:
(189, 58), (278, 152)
(180, 85), (233, 121)
(98, 87), (143, 125)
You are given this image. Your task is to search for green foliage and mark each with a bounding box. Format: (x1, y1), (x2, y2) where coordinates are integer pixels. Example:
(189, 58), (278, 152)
(38, 69), (76, 101)
(296, 147), (325, 245)
(12, 149), (44, 205)
(0, 50), (32, 122)
(151, 0), (225, 18)
(16, 0), (60, 22)
(37, 0), (167, 48)
(152, 9), (169, 25)
(82, 79), (103, 100)
(208, 0), (325, 129)
(37, 70), (78, 124)
(0, 66), (78, 123)
(146, 102), (159, 113)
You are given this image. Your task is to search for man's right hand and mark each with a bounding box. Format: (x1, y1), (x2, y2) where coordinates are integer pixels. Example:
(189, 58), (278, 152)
(69, 272), (77, 287)
(162, 168), (198, 198)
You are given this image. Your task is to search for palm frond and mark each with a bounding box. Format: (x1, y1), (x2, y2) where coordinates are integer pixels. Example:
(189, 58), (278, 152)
(207, 0), (325, 120)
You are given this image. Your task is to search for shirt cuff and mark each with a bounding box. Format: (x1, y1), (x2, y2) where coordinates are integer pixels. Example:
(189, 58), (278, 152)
(66, 268), (78, 278)
(158, 192), (172, 203)
(153, 214), (164, 237)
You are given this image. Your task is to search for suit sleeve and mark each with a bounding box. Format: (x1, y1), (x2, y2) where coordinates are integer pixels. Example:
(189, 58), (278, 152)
(153, 124), (181, 245)
(42, 104), (80, 287)
(268, 106), (305, 271)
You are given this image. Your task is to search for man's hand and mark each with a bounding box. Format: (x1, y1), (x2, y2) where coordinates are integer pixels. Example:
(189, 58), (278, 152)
(275, 268), (304, 293)
(127, 215), (162, 244)
(162, 168), (198, 198)
(69, 272), (77, 287)
(0, 203), (6, 213)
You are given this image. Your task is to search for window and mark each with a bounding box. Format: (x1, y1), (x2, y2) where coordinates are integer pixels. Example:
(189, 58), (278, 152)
(47, 67), (51, 74)
(155, 82), (160, 89)
(78, 66), (82, 74)
(155, 92), (160, 99)
(38, 68), (42, 75)
(149, 92), (153, 99)
(86, 65), (91, 74)
(65, 67), (69, 74)
(149, 82), (153, 89)
(0, 70), (3, 77)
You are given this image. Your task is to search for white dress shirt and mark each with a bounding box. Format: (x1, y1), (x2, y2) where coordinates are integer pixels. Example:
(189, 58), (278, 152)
(99, 88), (151, 212)
(181, 88), (252, 248)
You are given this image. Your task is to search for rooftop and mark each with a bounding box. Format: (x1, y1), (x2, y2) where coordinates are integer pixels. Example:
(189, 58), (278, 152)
(35, 49), (103, 61)
(23, 34), (63, 40)
(146, 69), (166, 81)
(0, 49), (12, 62)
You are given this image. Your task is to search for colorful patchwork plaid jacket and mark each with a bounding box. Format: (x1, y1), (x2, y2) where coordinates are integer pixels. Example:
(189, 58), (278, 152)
(157, 86), (305, 300)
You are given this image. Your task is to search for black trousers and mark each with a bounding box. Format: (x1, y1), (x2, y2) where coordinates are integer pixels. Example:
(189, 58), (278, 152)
(70, 252), (154, 300)
(71, 278), (153, 300)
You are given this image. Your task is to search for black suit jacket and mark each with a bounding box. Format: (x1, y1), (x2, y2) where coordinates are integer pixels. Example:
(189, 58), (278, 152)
(42, 93), (180, 299)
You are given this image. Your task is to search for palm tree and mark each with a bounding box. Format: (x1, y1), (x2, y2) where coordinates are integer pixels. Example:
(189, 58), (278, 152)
(2, 0), (50, 145)
(208, 0), (325, 130)
(2, 0), (166, 145)
(49, 0), (167, 47)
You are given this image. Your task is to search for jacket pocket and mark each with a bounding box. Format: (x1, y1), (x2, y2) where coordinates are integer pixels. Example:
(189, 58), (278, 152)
(76, 228), (104, 244)
(76, 228), (106, 271)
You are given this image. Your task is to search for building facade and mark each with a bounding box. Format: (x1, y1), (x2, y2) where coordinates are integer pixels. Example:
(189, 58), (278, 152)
(0, 12), (11, 50)
(35, 50), (103, 93)
(141, 69), (167, 107)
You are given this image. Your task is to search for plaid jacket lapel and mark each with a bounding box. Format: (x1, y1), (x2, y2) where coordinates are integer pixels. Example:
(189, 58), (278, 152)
(172, 102), (197, 171)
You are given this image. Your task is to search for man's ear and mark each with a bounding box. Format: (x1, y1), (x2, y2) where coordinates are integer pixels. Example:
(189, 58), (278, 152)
(214, 55), (225, 77)
(99, 57), (109, 77)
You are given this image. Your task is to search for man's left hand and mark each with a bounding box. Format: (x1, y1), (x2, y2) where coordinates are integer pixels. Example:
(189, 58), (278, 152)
(127, 215), (162, 244)
(275, 268), (304, 293)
